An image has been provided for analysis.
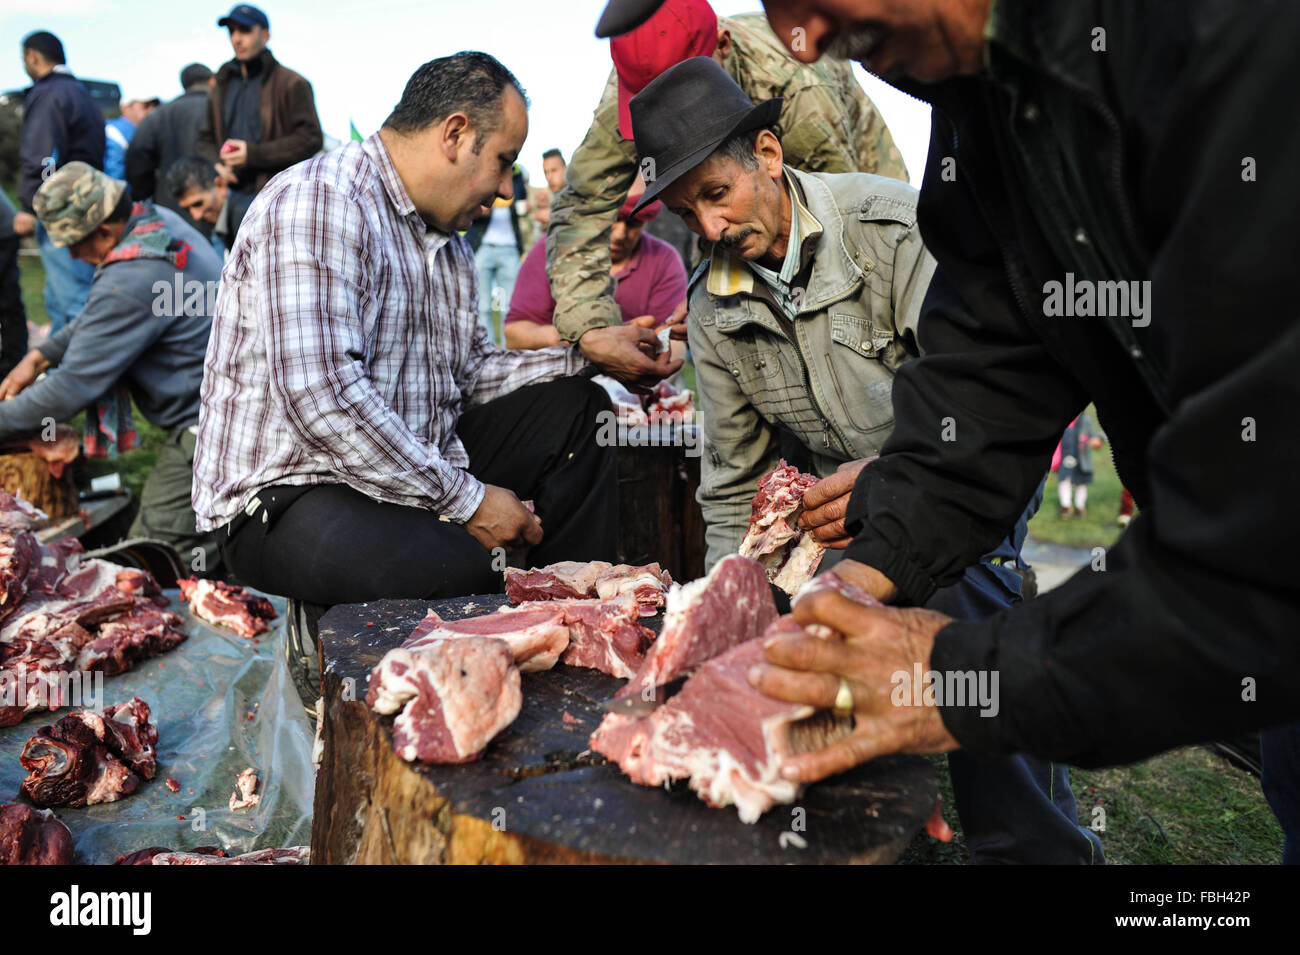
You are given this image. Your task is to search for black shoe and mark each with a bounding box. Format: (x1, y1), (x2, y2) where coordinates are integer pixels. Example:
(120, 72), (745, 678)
(284, 598), (326, 718)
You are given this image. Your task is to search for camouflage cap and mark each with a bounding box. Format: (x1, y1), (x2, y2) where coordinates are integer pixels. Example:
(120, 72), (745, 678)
(33, 162), (127, 248)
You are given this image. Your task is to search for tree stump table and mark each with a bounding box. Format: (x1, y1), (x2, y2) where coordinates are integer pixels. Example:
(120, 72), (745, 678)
(312, 595), (937, 864)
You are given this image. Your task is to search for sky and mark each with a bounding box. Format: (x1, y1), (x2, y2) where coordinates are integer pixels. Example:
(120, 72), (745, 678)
(1, 0), (931, 185)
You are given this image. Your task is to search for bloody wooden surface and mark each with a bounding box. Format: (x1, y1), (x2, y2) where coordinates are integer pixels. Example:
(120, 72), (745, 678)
(313, 594), (937, 865)
(0, 451), (76, 520)
(616, 429), (705, 583)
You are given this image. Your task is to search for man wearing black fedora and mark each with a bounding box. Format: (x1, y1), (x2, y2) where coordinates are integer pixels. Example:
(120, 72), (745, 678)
(628, 57), (1097, 864)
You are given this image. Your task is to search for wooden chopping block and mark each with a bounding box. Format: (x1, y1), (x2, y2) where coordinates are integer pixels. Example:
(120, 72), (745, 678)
(0, 451), (77, 521)
(312, 595), (938, 865)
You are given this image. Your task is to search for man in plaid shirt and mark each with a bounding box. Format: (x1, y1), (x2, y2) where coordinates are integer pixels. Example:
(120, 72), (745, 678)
(193, 52), (632, 613)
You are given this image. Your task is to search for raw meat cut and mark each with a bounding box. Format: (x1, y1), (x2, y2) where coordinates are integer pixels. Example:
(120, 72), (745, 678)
(592, 563), (673, 616)
(178, 578), (276, 637)
(19, 696), (159, 807)
(366, 637), (521, 764)
(22, 425), (81, 479)
(228, 768), (260, 811)
(115, 845), (309, 865)
(407, 604), (570, 673)
(646, 380), (695, 424)
(0, 547), (185, 727)
(504, 560), (612, 603)
(0, 803), (74, 865)
(0, 490), (48, 531)
(592, 620), (853, 822)
(503, 594), (654, 679)
(793, 573), (884, 609)
(619, 554), (777, 698)
(739, 460), (826, 595)
(75, 605), (186, 675)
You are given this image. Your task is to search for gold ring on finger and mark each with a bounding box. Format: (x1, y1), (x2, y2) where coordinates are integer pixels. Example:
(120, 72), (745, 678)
(833, 677), (854, 717)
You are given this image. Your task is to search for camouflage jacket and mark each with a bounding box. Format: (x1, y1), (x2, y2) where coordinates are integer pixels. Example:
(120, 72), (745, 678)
(547, 12), (908, 344)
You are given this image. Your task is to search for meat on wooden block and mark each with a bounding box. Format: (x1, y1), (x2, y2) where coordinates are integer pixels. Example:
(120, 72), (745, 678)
(406, 605), (570, 673)
(739, 460), (827, 595)
(366, 637), (521, 764)
(592, 621), (852, 823)
(19, 696), (159, 808)
(501, 595), (654, 679)
(619, 554), (777, 698)
(178, 578), (276, 637)
(593, 563), (673, 617)
(0, 803), (75, 865)
(503, 560), (612, 603)
(115, 845), (308, 865)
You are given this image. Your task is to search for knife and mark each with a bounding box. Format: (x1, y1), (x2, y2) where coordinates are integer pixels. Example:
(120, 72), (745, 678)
(600, 676), (688, 717)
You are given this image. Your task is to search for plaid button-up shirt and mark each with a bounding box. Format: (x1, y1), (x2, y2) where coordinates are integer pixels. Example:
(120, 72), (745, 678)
(192, 133), (589, 532)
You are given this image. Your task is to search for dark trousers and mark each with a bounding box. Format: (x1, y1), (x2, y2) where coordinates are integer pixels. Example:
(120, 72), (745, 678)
(1261, 722), (1300, 864)
(129, 424), (218, 573)
(219, 377), (618, 605)
(0, 236), (27, 381)
(929, 562), (1105, 864)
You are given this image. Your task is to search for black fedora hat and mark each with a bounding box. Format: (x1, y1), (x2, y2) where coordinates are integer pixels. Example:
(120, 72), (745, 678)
(629, 57), (782, 214)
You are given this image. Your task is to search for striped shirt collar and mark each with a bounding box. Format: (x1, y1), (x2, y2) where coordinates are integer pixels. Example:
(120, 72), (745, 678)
(704, 167), (822, 301)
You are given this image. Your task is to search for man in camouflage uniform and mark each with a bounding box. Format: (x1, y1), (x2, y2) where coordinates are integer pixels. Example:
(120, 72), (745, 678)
(549, 1), (906, 379)
(0, 163), (220, 567)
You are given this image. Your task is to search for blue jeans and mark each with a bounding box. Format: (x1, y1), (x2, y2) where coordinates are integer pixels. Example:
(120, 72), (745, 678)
(1261, 723), (1300, 864)
(475, 242), (519, 346)
(36, 219), (94, 332)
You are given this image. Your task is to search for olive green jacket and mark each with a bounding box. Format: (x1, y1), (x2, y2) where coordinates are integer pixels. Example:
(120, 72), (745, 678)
(548, 12), (909, 344)
(690, 167), (934, 567)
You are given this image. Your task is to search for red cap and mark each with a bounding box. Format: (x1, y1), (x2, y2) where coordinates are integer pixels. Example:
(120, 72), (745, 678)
(611, 0), (718, 140)
(618, 190), (662, 223)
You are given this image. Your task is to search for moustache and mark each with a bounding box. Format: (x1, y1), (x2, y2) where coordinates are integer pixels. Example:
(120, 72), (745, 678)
(825, 23), (887, 64)
(719, 228), (755, 250)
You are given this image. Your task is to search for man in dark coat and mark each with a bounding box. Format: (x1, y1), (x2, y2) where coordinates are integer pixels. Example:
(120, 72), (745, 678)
(12, 30), (103, 331)
(196, 5), (324, 196)
(125, 63), (215, 215)
(643, 0), (1300, 861)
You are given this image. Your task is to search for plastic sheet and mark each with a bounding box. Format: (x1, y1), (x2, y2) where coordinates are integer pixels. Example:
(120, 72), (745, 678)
(0, 591), (315, 864)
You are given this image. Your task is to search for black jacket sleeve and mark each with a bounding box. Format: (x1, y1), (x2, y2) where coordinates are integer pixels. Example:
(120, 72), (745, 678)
(124, 111), (161, 200)
(846, 6), (1300, 767)
(18, 85), (65, 211)
(841, 116), (1089, 603)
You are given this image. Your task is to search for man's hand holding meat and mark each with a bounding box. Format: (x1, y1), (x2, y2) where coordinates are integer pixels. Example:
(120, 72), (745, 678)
(0, 350), (51, 400)
(749, 588), (957, 782)
(799, 459), (871, 550)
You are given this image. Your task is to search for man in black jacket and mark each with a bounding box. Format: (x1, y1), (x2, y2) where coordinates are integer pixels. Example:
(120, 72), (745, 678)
(679, 0), (1300, 861)
(11, 30), (103, 332)
(126, 63), (215, 215)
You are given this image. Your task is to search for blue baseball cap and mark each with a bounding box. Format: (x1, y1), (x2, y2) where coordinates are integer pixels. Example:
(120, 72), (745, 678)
(218, 4), (269, 30)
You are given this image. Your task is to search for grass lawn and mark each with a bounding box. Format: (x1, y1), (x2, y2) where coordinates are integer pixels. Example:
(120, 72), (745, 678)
(1027, 408), (1130, 550)
(899, 747), (1282, 865)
